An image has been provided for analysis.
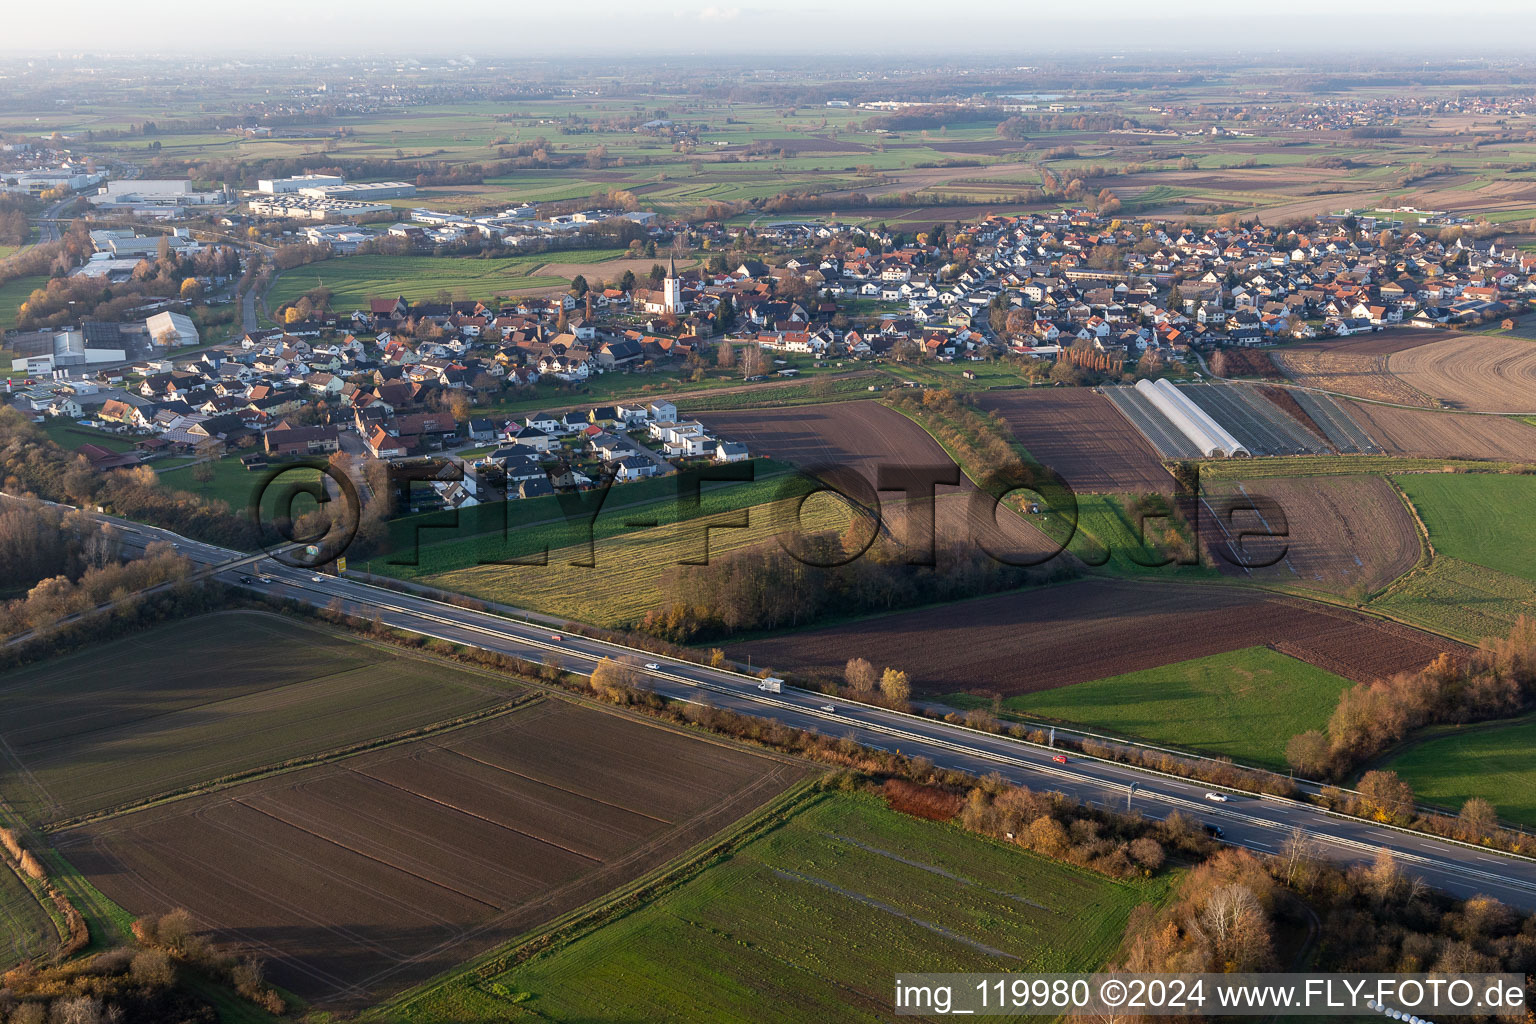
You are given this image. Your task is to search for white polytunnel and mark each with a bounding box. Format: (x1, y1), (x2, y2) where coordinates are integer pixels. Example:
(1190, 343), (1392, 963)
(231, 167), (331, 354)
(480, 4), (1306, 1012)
(1133, 377), (1251, 457)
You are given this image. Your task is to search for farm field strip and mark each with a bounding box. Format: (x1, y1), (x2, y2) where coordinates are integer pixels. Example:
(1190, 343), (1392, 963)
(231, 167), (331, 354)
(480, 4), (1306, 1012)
(419, 493), (862, 627)
(1385, 715), (1536, 827)
(1271, 330), (1439, 406)
(695, 400), (1058, 563)
(1394, 473), (1536, 583)
(1199, 474), (1421, 595)
(975, 389), (1175, 493)
(1371, 556), (1536, 643)
(1386, 334), (1536, 414)
(731, 578), (1463, 698)
(391, 792), (1156, 1023)
(58, 700), (806, 1008)
(947, 645), (1353, 769)
(0, 864), (58, 970)
(1344, 401), (1536, 462)
(266, 250), (628, 310)
(0, 611), (524, 826)
(1290, 390), (1383, 453)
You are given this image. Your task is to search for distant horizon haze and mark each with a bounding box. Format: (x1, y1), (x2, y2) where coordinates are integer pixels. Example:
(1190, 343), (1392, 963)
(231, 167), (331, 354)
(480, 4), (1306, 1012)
(5, 1), (1536, 58)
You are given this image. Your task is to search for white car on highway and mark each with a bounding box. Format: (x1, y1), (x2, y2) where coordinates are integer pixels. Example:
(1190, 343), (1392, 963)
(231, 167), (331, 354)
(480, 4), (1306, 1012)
(819, 705), (837, 713)
(1204, 792), (1229, 803)
(644, 663), (661, 671)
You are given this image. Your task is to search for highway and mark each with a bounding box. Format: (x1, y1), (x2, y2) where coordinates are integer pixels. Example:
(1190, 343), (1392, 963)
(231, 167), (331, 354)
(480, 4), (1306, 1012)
(31, 502), (1536, 911)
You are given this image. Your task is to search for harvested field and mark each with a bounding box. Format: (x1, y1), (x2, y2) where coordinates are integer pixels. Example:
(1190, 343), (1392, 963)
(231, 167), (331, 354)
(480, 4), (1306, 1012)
(698, 401), (1058, 564)
(1271, 331), (1439, 406)
(975, 389), (1174, 494)
(57, 699), (804, 1008)
(1387, 335), (1536, 413)
(698, 401), (955, 490)
(1198, 476), (1421, 595)
(1343, 402), (1536, 462)
(732, 579), (1463, 698)
(0, 611), (520, 827)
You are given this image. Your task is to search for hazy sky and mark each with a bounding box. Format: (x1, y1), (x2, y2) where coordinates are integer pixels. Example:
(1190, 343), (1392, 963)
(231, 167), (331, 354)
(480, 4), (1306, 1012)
(7, 0), (1536, 56)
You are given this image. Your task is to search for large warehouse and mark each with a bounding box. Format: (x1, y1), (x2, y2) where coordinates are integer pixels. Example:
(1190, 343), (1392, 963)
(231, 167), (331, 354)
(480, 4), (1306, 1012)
(1133, 377), (1250, 457)
(298, 181), (416, 201)
(256, 174), (346, 194)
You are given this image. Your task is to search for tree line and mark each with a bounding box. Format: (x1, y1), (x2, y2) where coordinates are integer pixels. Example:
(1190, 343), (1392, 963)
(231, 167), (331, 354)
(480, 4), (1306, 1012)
(640, 535), (1074, 644)
(0, 410), (261, 551)
(1286, 618), (1536, 784)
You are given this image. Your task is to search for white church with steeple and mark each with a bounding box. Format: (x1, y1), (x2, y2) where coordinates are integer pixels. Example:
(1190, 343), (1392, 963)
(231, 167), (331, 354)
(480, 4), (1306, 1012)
(640, 256), (685, 316)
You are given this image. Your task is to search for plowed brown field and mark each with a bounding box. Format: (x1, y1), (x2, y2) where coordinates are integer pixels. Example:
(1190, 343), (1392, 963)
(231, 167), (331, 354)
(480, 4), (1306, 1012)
(58, 700), (804, 1009)
(1271, 331), (1439, 406)
(1387, 334), (1536, 413)
(976, 390), (1175, 494)
(699, 401), (1062, 564)
(731, 579), (1462, 697)
(1198, 475), (1421, 594)
(1343, 402), (1536, 462)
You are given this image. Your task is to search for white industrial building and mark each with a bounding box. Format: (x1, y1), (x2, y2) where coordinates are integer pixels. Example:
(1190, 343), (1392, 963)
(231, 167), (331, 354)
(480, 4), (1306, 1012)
(7, 328), (125, 374)
(298, 181), (416, 201)
(247, 195), (391, 220)
(90, 180), (227, 216)
(145, 311), (199, 349)
(257, 174), (346, 194)
(303, 225), (373, 253)
(8, 168), (105, 193)
(1134, 377), (1250, 457)
(88, 228), (198, 259)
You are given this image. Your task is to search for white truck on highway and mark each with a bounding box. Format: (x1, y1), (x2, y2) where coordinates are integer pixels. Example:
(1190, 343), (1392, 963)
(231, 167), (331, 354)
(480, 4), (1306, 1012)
(757, 678), (783, 693)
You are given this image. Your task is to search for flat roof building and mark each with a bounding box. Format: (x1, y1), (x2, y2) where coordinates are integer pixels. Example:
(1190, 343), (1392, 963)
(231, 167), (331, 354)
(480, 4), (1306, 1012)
(257, 174), (346, 194)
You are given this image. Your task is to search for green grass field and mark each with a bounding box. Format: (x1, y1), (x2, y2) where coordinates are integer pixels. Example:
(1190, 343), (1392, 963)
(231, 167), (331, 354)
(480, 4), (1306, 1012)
(155, 453), (318, 513)
(0, 610), (522, 826)
(267, 250), (626, 311)
(0, 865), (59, 969)
(37, 418), (139, 454)
(1394, 474), (1536, 583)
(1370, 556), (1536, 644)
(372, 459), (797, 578)
(947, 646), (1353, 769)
(0, 273), (48, 331)
(383, 791), (1159, 1023)
(1383, 715), (1536, 826)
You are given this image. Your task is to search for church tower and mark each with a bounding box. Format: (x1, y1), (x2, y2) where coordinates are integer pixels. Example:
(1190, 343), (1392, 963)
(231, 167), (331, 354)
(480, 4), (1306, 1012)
(663, 255), (683, 314)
